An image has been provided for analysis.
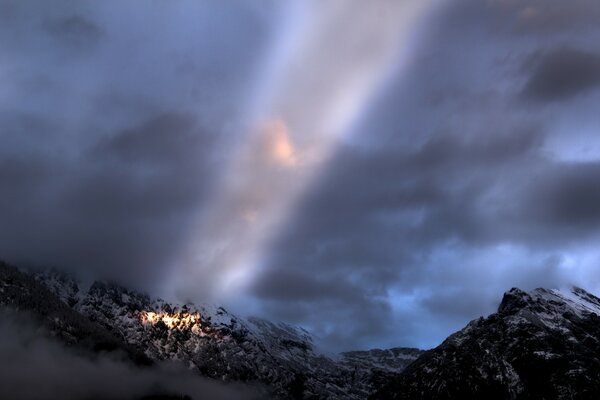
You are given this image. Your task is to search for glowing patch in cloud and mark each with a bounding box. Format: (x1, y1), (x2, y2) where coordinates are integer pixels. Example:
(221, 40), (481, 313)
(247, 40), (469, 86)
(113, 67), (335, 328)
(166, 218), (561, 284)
(243, 208), (259, 224)
(262, 118), (297, 167)
(175, 0), (436, 302)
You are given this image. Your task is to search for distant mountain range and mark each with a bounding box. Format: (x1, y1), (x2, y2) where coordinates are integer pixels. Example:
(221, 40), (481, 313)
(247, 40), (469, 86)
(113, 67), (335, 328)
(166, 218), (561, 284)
(2, 261), (600, 399)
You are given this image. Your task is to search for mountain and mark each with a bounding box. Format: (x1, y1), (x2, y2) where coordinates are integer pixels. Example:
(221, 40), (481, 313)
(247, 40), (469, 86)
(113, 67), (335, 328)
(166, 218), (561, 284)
(5, 261), (600, 399)
(0, 262), (422, 399)
(372, 286), (600, 400)
(0, 261), (150, 364)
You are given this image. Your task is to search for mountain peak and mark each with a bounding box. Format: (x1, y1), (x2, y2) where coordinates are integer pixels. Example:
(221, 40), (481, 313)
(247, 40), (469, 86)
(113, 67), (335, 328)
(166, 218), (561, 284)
(497, 287), (532, 314)
(498, 285), (600, 321)
(373, 285), (600, 399)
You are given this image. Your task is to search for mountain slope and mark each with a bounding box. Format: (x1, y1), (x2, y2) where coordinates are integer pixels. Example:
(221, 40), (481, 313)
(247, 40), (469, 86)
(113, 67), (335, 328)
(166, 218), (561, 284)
(372, 286), (600, 400)
(30, 266), (423, 399)
(0, 261), (150, 364)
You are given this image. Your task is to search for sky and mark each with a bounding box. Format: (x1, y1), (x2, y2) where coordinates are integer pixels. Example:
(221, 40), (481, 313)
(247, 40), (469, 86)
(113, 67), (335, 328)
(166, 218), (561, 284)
(1, 0), (600, 352)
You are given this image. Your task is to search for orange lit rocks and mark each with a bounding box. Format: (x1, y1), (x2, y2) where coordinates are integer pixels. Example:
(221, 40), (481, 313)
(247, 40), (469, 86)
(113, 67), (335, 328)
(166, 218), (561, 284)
(140, 310), (201, 334)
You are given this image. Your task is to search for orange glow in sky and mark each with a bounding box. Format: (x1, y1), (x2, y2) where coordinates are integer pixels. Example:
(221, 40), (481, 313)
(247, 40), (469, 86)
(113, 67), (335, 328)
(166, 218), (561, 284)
(263, 118), (296, 167)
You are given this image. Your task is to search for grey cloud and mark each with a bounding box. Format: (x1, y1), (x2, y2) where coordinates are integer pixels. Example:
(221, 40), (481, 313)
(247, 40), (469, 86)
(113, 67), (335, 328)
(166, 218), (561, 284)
(257, 291), (395, 353)
(275, 128), (543, 243)
(43, 15), (103, 49)
(0, 111), (219, 288)
(511, 0), (600, 34)
(251, 268), (375, 304)
(522, 161), (600, 229)
(95, 113), (207, 164)
(522, 48), (600, 102)
(0, 0), (274, 291)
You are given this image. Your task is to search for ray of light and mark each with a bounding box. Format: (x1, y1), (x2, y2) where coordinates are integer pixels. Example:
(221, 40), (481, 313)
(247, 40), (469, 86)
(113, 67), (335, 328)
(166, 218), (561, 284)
(175, 0), (436, 301)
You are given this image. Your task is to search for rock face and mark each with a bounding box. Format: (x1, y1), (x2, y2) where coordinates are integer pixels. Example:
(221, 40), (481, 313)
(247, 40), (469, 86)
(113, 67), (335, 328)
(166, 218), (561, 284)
(0, 262), (422, 399)
(372, 287), (600, 400)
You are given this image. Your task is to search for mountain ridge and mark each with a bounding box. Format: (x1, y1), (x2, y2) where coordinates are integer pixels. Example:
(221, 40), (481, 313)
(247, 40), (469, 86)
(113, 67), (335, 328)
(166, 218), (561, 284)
(371, 285), (600, 399)
(0, 262), (423, 399)
(4, 260), (600, 399)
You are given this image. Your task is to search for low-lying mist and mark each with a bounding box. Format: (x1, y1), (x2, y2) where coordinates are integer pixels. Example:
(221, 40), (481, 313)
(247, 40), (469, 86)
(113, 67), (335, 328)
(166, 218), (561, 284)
(0, 311), (263, 400)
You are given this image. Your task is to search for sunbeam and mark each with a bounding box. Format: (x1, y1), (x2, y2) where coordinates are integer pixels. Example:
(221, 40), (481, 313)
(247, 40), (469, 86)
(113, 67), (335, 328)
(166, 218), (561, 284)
(175, 0), (435, 301)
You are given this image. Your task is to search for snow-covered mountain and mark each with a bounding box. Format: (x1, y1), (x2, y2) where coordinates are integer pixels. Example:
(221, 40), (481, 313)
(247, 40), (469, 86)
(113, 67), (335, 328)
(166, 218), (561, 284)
(0, 262), (422, 399)
(372, 286), (600, 399)
(8, 261), (600, 399)
(0, 262), (151, 364)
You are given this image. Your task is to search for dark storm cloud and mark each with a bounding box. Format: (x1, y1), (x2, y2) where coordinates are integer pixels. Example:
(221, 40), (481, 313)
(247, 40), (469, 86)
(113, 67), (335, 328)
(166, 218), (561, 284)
(0, 111), (219, 288)
(251, 268), (360, 302)
(0, 1), (276, 290)
(96, 113), (206, 163)
(522, 162), (600, 229)
(250, 129), (551, 349)
(43, 14), (103, 49)
(262, 127), (543, 257)
(522, 48), (600, 102)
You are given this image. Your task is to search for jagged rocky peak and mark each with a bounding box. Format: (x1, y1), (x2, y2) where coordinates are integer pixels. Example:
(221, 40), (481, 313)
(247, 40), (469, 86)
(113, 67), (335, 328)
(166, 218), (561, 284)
(497, 287), (532, 313)
(498, 285), (600, 321)
(372, 285), (600, 400)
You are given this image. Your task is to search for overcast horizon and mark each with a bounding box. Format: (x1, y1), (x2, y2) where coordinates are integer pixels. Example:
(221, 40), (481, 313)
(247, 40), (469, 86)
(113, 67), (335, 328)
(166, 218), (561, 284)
(2, 0), (600, 352)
